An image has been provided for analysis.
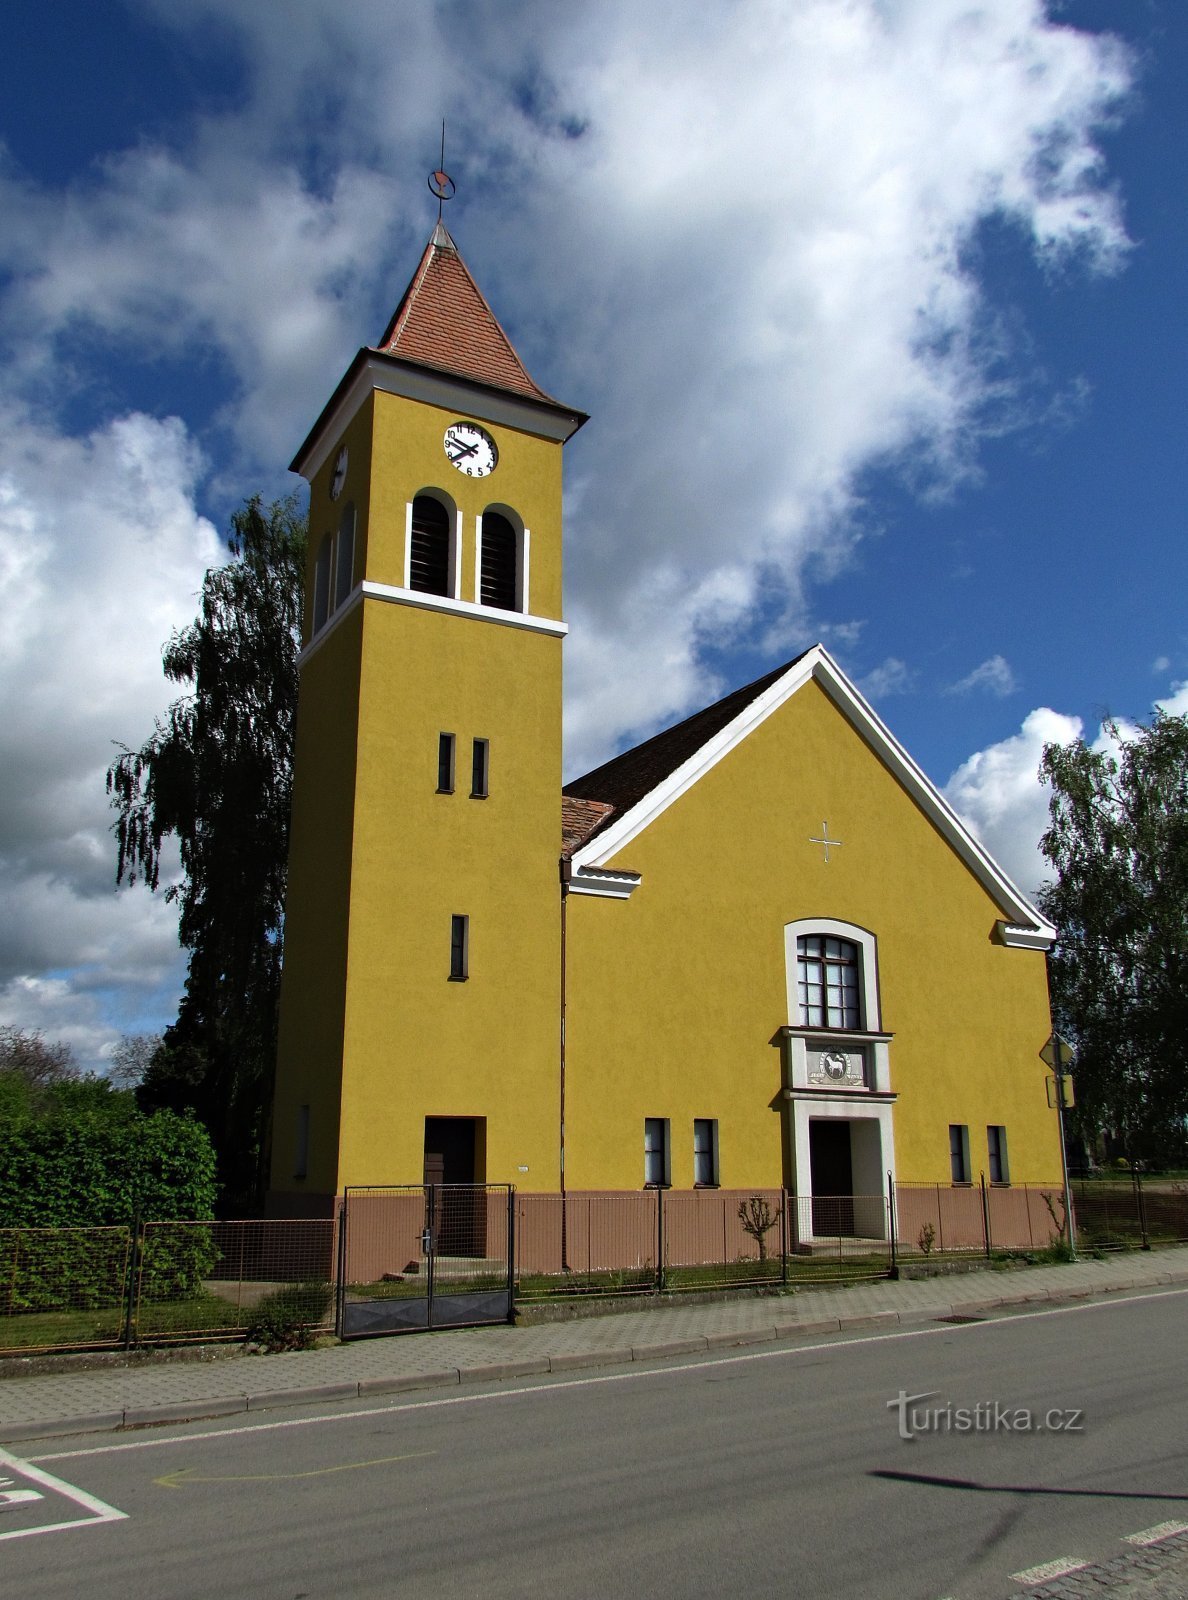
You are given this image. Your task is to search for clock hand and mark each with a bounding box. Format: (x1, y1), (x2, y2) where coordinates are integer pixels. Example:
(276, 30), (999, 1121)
(448, 438), (479, 460)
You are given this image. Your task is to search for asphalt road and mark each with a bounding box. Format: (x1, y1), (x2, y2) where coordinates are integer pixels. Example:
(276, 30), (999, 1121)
(3, 1288), (1186, 1600)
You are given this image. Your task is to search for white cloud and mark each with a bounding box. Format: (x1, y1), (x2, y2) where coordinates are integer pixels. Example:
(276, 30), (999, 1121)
(943, 706), (1081, 895)
(0, 407), (221, 1066)
(948, 654), (1018, 697)
(859, 657), (914, 701)
(941, 678), (1188, 903)
(1152, 655), (1171, 674)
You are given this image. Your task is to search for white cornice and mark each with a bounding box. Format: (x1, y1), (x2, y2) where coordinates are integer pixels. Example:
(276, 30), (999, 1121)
(569, 644), (1055, 946)
(995, 922), (1054, 951)
(298, 581), (566, 667)
(294, 353), (584, 483)
(567, 866), (641, 900)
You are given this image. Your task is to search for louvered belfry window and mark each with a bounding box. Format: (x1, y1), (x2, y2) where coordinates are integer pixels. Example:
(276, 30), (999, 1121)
(479, 511), (517, 610)
(409, 496), (451, 595)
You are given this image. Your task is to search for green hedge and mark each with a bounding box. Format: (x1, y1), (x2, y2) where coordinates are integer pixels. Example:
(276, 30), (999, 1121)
(0, 1109), (217, 1313)
(0, 1108), (216, 1228)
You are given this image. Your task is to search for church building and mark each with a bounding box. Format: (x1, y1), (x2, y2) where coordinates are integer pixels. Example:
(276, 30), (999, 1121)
(268, 212), (1062, 1231)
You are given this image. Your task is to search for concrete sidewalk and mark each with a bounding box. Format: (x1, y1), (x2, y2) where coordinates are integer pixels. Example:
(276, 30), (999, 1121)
(2, 1247), (1186, 1444)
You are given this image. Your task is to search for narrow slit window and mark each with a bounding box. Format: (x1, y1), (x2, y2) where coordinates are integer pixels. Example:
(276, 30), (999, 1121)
(294, 1104), (310, 1180)
(471, 738), (489, 799)
(409, 496), (451, 596)
(437, 733), (455, 794)
(449, 914), (469, 981)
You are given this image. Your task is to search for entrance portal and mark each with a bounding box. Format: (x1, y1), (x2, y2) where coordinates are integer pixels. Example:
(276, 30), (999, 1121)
(809, 1119), (855, 1236)
(423, 1117), (486, 1256)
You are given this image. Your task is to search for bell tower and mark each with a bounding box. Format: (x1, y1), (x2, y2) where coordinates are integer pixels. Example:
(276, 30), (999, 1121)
(270, 212), (586, 1212)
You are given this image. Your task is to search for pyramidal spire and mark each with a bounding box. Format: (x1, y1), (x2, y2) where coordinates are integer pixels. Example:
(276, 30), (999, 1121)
(375, 220), (557, 404)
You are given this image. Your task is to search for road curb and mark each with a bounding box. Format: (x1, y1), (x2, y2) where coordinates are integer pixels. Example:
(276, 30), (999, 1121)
(4, 1264), (1187, 1446)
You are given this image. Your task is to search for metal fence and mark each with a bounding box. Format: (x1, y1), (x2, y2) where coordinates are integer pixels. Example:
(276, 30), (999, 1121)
(1071, 1173), (1188, 1251)
(2, 1171), (1184, 1355)
(0, 1217), (337, 1356)
(515, 1188), (895, 1299)
(337, 1185), (514, 1337)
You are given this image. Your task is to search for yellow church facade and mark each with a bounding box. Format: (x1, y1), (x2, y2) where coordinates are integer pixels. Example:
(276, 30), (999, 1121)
(269, 218), (1062, 1232)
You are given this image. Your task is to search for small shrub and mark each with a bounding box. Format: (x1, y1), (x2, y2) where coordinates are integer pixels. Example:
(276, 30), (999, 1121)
(245, 1281), (334, 1352)
(738, 1196), (780, 1261)
(917, 1222), (936, 1256)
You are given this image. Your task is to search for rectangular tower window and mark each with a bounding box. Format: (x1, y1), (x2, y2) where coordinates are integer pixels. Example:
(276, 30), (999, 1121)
(437, 732), (455, 793)
(949, 1124), (971, 1185)
(294, 1104), (310, 1181)
(449, 914), (469, 981)
(987, 1125), (1009, 1185)
(644, 1118), (670, 1187)
(470, 738), (489, 799)
(693, 1119), (719, 1187)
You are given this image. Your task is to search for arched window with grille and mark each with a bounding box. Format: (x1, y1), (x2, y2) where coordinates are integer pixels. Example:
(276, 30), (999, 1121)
(479, 509), (519, 611)
(796, 934), (861, 1029)
(409, 494), (453, 596)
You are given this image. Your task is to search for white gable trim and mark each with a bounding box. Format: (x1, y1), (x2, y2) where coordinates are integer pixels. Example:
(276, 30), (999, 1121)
(569, 645), (1054, 946)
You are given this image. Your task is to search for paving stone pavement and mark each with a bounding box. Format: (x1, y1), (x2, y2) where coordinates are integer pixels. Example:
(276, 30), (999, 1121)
(1, 1246), (1185, 1444)
(996, 1530), (1188, 1598)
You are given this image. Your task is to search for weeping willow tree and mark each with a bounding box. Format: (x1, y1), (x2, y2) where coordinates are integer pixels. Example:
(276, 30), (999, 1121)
(1038, 711), (1188, 1166)
(107, 495), (306, 1212)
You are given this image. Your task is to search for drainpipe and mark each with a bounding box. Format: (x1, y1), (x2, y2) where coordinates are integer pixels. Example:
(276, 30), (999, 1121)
(559, 856), (570, 1272)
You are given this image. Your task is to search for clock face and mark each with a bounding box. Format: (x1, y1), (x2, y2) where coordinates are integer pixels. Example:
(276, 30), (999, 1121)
(330, 446), (348, 501)
(444, 421), (497, 478)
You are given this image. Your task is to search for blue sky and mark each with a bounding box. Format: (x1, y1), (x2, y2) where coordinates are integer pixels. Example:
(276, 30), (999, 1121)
(0, 0), (1184, 1069)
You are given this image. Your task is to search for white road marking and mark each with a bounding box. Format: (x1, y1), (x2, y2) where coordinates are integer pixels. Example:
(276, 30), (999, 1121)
(0, 1445), (127, 1542)
(28, 1284), (1188, 1467)
(1010, 1556), (1090, 1584)
(1124, 1520), (1188, 1545)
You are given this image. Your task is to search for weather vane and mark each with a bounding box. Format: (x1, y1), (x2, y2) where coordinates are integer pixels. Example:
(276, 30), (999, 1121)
(428, 121), (455, 219)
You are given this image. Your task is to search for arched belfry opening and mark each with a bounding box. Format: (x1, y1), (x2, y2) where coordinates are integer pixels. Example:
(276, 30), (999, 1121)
(409, 494), (453, 596)
(479, 508), (520, 611)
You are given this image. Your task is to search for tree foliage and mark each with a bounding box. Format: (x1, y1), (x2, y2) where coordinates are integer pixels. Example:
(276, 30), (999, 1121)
(107, 495), (306, 1212)
(1038, 712), (1188, 1165)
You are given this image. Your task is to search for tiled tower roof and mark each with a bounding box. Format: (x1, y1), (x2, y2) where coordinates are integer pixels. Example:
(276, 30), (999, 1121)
(376, 220), (558, 404)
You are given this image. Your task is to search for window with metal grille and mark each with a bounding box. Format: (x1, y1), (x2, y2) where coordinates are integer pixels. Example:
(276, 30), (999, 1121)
(437, 732), (455, 794)
(949, 1124), (971, 1184)
(987, 1125), (1009, 1184)
(334, 503), (355, 608)
(693, 1119), (718, 1186)
(644, 1118), (670, 1187)
(470, 738), (489, 799)
(797, 935), (861, 1029)
(449, 914), (469, 981)
(410, 495), (451, 595)
(479, 511), (518, 610)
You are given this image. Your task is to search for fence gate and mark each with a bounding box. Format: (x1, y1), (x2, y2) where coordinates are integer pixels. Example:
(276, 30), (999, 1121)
(338, 1184), (514, 1338)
